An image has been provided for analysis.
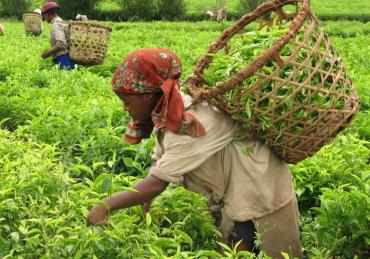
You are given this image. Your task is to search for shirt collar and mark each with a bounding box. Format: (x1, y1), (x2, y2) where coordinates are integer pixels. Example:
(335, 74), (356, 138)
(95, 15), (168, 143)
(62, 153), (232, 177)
(51, 16), (62, 24)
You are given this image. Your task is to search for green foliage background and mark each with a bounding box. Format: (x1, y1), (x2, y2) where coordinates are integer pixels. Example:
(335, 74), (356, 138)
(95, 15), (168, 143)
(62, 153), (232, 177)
(0, 0), (369, 258)
(2, 0), (370, 21)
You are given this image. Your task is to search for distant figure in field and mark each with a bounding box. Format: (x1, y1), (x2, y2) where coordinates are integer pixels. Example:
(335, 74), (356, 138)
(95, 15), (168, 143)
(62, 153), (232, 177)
(207, 5), (228, 22)
(34, 8), (42, 17)
(40, 1), (75, 70)
(76, 14), (88, 21)
(216, 6), (228, 22)
(33, 8), (44, 36)
(0, 23), (4, 36)
(207, 10), (215, 20)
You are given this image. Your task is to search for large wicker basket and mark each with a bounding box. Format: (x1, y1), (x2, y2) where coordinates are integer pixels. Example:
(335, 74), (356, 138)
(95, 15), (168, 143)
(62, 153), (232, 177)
(67, 21), (112, 66)
(23, 13), (43, 36)
(185, 0), (360, 164)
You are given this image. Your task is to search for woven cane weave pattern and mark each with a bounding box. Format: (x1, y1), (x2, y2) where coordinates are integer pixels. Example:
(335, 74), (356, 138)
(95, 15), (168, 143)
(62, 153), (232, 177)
(68, 21), (112, 66)
(23, 13), (42, 36)
(185, 0), (359, 163)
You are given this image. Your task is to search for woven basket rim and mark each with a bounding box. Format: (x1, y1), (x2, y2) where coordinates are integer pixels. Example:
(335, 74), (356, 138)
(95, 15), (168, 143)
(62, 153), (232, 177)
(67, 21), (112, 31)
(22, 13), (42, 22)
(23, 13), (41, 17)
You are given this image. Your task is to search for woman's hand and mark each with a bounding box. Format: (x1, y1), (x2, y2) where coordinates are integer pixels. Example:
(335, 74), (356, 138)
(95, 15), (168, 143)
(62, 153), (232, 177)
(88, 204), (109, 225)
(41, 50), (49, 59)
(87, 176), (168, 225)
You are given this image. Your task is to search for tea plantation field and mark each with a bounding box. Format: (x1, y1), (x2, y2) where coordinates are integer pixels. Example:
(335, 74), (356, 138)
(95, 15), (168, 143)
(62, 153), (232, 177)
(0, 15), (369, 259)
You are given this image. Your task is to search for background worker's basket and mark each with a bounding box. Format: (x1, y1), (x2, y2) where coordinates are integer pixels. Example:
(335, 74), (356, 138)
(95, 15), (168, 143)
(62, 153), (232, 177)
(185, 0), (360, 164)
(23, 13), (42, 36)
(67, 21), (112, 66)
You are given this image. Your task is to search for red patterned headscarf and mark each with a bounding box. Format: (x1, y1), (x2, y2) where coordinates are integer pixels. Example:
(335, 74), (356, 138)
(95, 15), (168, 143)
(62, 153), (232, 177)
(112, 48), (205, 144)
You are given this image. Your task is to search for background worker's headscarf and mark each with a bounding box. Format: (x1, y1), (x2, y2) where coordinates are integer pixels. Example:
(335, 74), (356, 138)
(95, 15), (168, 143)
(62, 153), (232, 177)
(112, 48), (205, 144)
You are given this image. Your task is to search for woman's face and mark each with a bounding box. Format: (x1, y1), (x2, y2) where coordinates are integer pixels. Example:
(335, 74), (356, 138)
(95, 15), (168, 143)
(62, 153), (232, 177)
(42, 13), (52, 23)
(117, 93), (161, 121)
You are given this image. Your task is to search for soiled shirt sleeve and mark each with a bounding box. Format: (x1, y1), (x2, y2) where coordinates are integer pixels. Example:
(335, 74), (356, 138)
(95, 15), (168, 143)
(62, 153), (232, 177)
(149, 103), (239, 184)
(52, 21), (68, 50)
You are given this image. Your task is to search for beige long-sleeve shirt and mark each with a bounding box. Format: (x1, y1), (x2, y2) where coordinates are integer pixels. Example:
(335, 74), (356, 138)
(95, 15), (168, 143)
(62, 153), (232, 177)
(50, 16), (69, 58)
(149, 94), (295, 221)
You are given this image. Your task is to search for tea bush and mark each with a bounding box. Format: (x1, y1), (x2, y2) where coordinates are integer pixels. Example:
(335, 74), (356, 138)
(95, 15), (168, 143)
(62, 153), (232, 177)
(301, 184), (369, 258)
(0, 19), (369, 257)
(0, 129), (225, 258)
(292, 133), (370, 258)
(292, 133), (370, 210)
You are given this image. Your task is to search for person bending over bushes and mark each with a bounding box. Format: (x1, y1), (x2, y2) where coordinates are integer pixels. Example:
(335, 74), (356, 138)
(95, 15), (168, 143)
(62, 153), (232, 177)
(40, 1), (75, 70)
(88, 48), (302, 258)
